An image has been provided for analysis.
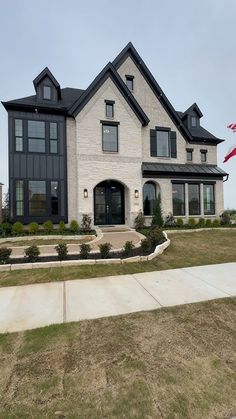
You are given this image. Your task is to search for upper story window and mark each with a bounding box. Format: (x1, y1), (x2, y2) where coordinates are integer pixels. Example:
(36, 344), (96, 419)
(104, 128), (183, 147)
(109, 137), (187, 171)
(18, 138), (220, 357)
(15, 119), (23, 152)
(156, 130), (170, 157)
(43, 85), (51, 100)
(125, 75), (134, 91)
(50, 122), (58, 153)
(201, 149), (207, 162)
(191, 116), (197, 127)
(102, 123), (118, 152)
(28, 121), (46, 153)
(105, 100), (114, 118)
(150, 128), (177, 158)
(186, 148), (193, 162)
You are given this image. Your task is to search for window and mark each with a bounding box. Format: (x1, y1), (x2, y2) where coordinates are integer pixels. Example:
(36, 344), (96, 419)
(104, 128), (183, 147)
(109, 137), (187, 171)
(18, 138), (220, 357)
(15, 119), (23, 152)
(188, 184), (200, 215)
(43, 85), (51, 100)
(156, 130), (170, 157)
(16, 180), (24, 216)
(51, 181), (59, 215)
(105, 102), (114, 118)
(143, 182), (156, 215)
(29, 181), (47, 216)
(172, 183), (185, 216)
(126, 75), (134, 91)
(204, 184), (215, 215)
(191, 116), (197, 127)
(28, 121), (45, 152)
(102, 124), (118, 152)
(186, 149), (193, 161)
(50, 122), (58, 153)
(201, 150), (207, 162)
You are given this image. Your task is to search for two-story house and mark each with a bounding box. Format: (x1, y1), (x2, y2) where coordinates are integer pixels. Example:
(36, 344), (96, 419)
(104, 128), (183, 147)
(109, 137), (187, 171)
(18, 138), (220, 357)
(2, 42), (227, 227)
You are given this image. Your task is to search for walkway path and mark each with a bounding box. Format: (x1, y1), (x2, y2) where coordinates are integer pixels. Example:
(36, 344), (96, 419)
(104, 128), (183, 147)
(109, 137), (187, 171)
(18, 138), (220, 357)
(0, 263), (235, 333)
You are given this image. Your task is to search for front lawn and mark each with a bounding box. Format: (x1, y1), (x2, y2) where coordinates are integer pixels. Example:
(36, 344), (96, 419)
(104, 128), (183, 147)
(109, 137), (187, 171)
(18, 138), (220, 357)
(0, 298), (235, 418)
(0, 236), (94, 248)
(0, 230), (236, 288)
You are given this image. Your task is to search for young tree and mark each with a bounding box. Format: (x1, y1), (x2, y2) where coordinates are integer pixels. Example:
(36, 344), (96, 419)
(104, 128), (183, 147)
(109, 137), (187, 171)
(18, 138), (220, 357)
(151, 193), (164, 228)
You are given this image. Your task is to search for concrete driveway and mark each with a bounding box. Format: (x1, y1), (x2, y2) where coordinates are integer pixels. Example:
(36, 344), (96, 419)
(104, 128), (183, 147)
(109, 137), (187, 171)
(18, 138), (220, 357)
(0, 263), (235, 333)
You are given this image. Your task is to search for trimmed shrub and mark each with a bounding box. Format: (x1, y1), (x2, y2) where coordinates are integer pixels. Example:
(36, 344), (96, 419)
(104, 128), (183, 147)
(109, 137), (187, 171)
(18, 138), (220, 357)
(188, 218), (196, 228)
(70, 220), (79, 234)
(140, 238), (152, 254)
(43, 220), (53, 234)
(176, 218), (184, 228)
(149, 227), (164, 246)
(98, 242), (112, 259)
(0, 248), (12, 264)
(205, 219), (212, 228)
(24, 245), (40, 263)
(164, 213), (176, 227)
(151, 194), (164, 228)
(81, 214), (92, 232)
(0, 223), (12, 238)
(80, 243), (91, 259)
(122, 241), (135, 257)
(212, 219), (220, 228)
(220, 211), (231, 225)
(12, 222), (24, 236)
(59, 221), (66, 233)
(197, 218), (205, 228)
(28, 222), (39, 235)
(134, 210), (145, 231)
(55, 243), (68, 260)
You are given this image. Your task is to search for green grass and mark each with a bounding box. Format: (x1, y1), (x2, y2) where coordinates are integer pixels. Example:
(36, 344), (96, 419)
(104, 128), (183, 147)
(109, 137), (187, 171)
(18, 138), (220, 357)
(0, 298), (235, 418)
(0, 230), (235, 288)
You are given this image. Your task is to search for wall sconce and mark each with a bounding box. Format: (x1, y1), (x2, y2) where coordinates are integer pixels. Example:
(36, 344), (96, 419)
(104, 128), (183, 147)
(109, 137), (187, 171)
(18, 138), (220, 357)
(84, 188), (88, 198)
(134, 189), (139, 198)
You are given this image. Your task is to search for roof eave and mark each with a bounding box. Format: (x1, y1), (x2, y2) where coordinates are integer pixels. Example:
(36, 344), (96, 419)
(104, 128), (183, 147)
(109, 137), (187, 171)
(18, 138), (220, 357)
(1, 101), (68, 116)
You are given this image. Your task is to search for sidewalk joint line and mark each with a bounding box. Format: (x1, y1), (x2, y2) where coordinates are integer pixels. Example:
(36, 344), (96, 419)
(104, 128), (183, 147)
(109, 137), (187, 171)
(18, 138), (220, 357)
(132, 274), (163, 307)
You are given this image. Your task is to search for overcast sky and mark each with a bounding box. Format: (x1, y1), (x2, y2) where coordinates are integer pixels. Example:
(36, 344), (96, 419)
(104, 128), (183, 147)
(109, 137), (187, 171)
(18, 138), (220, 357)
(0, 0), (235, 208)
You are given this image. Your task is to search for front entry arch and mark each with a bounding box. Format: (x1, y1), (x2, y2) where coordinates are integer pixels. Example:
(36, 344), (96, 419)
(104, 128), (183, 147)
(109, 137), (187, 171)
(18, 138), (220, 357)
(94, 180), (125, 225)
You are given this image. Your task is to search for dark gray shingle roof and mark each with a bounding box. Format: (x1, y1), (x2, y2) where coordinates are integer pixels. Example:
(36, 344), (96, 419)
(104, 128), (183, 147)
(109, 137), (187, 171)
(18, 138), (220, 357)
(142, 162), (227, 178)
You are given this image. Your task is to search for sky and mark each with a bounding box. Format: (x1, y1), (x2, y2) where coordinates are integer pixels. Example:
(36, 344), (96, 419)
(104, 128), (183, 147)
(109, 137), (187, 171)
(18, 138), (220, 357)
(0, 0), (235, 208)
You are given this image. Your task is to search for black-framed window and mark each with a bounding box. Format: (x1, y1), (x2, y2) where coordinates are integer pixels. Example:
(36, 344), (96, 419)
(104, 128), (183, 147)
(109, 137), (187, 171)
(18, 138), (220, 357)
(204, 184), (215, 215)
(188, 184), (200, 215)
(50, 122), (58, 153)
(191, 116), (197, 127)
(143, 181), (156, 215)
(15, 119), (23, 152)
(126, 75), (134, 91)
(172, 183), (185, 216)
(43, 85), (51, 100)
(201, 150), (207, 162)
(186, 149), (193, 161)
(51, 181), (59, 215)
(28, 121), (46, 153)
(16, 180), (24, 216)
(105, 102), (114, 118)
(156, 130), (170, 157)
(29, 180), (47, 216)
(102, 124), (118, 152)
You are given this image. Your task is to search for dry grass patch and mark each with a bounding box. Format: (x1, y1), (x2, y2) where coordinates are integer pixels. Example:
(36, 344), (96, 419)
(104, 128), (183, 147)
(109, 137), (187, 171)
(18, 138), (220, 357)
(0, 298), (235, 418)
(0, 236), (93, 248)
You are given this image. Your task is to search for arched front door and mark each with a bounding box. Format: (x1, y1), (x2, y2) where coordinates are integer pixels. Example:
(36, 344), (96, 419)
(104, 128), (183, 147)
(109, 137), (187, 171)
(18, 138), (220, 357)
(94, 180), (125, 225)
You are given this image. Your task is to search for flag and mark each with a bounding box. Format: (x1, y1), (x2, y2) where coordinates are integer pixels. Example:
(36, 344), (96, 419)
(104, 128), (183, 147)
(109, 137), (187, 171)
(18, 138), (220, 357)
(227, 123), (236, 132)
(224, 145), (236, 163)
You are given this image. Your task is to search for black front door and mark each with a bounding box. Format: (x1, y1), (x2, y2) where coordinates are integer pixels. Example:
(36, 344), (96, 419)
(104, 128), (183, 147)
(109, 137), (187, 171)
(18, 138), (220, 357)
(94, 180), (124, 225)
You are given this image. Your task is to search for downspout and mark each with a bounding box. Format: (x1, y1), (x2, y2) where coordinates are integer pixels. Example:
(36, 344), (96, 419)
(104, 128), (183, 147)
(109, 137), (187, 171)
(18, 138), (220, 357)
(223, 174), (229, 182)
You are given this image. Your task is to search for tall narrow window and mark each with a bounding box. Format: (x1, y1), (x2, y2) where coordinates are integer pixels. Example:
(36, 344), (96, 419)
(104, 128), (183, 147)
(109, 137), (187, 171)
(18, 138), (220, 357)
(191, 116), (197, 127)
(50, 122), (58, 153)
(172, 183), (185, 216)
(186, 148), (193, 162)
(156, 130), (170, 157)
(102, 124), (118, 152)
(43, 85), (51, 100)
(51, 181), (59, 215)
(105, 101), (114, 118)
(126, 75), (134, 91)
(28, 121), (46, 152)
(143, 182), (156, 215)
(16, 180), (24, 216)
(201, 150), (207, 162)
(188, 184), (200, 215)
(15, 119), (23, 152)
(204, 184), (215, 215)
(29, 181), (46, 216)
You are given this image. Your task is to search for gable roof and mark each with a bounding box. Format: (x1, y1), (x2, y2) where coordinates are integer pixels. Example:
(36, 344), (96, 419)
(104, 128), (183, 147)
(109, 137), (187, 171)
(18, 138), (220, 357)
(181, 103), (203, 118)
(68, 62), (149, 126)
(33, 67), (62, 99)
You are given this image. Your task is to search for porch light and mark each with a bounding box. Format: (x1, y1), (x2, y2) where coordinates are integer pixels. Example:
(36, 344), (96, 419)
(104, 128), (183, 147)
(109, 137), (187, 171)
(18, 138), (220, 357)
(84, 188), (88, 198)
(134, 189), (139, 198)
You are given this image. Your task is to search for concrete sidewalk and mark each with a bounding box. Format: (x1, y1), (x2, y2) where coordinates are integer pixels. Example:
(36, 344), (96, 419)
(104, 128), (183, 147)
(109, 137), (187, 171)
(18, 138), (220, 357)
(0, 263), (235, 333)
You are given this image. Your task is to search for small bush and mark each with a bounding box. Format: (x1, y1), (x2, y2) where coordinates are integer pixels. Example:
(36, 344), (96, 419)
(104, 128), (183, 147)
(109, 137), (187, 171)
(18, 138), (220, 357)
(220, 211), (231, 225)
(176, 218), (184, 228)
(140, 238), (152, 254)
(12, 222), (24, 236)
(149, 227), (164, 246)
(0, 248), (12, 264)
(0, 223), (12, 238)
(122, 241), (135, 257)
(151, 194), (164, 228)
(43, 220), (53, 234)
(164, 213), (176, 227)
(55, 242), (68, 260)
(59, 221), (66, 233)
(205, 219), (212, 227)
(70, 220), (79, 234)
(28, 222), (39, 235)
(134, 211), (145, 231)
(188, 218), (196, 228)
(24, 245), (40, 263)
(80, 243), (91, 259)
(98, 242), (112, 259)
(197, 218), (205, 228)
(81, 214), (92, 232)
(212, 219), (220, 228)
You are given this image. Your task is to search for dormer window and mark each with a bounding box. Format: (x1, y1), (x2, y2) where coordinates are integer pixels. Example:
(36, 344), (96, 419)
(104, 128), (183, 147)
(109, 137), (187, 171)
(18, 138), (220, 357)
(191, 116), (197, 127)
(43, 86), (51, 100)
(125, 75), (134, 91)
